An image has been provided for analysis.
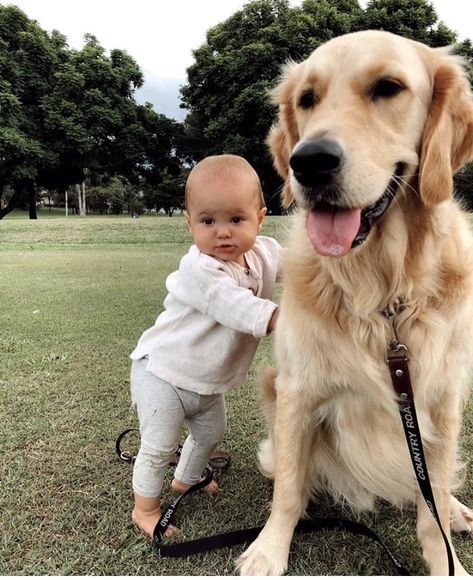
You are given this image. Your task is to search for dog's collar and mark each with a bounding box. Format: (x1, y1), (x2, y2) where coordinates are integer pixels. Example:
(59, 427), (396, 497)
(382, 297), (404, 318)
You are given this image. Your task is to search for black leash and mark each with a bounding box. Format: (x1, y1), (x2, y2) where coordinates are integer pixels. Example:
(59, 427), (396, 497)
(153, 465), (215, 543)
(116, 429), (410, 574)
(385, 302), (455, 575)
(115, 300), (455, 575)
(155, 508), (410, 575)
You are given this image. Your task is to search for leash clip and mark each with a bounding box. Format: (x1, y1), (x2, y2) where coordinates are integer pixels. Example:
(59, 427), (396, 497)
(120, 451), (136, 464)
(383, 299), (409, 362)
(386, 340), (409, 363)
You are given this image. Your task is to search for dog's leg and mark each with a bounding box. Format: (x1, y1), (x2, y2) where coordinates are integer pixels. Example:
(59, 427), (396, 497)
(235, 373), (312, 576)
(417, 490), (468, 575)
(450, 495), (473, 533)
(257, 367), (278, 479)
(416, 409), (469, 575)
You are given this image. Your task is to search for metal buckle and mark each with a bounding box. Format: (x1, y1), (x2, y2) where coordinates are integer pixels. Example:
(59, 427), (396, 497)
(120, 451), (136, 464)
(386, 341), (409, 363)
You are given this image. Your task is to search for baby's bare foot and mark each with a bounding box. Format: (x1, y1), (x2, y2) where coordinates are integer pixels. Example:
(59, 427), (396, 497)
(132, 508), (180, 539)
(171, 477), (221, 494)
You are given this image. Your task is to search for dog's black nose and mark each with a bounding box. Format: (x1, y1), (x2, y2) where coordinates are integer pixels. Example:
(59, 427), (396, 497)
(290, 139), (344, 187)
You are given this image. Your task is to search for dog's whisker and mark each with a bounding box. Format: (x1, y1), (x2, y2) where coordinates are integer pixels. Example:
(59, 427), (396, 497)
(391, 175), (420, 198)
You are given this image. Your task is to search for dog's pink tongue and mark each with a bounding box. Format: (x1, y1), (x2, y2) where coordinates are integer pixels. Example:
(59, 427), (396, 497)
(307, 207), (361, 257)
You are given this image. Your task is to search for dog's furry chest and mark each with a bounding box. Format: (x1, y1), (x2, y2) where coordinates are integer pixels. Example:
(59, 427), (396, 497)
(308, 388), (423, 509)
(276, 301), (468, 509)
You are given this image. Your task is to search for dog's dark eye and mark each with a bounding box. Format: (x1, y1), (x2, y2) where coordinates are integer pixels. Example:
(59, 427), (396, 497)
(299, 90), (315, 109)
(372, 79), (405, 99)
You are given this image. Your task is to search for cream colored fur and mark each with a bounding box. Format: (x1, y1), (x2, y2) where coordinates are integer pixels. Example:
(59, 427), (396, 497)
(236, 30), (473, 576)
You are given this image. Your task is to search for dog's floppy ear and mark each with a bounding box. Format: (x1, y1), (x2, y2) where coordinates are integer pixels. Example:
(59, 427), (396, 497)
(419, 54), (473, 206)
(267, 62), (301, 209)
(267, 123), (294, 208)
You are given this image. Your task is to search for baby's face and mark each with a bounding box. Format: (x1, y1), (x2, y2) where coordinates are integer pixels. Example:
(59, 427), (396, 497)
(186, 174), (266, 267)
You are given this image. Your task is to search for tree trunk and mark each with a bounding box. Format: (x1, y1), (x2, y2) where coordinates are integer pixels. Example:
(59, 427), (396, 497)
(76, 184), (82, 215)
(0, 187), (22, 220)
(28, 183), (37, 219)
(77, 182), (87, 216)
(80, 182), (86, 215)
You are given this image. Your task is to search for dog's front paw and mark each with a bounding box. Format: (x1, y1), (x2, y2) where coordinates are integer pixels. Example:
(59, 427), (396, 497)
(235, 536), (289, 576)
(451, 496), (473, 534)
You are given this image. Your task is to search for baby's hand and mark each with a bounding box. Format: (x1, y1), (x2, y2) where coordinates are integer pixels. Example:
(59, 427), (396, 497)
(268, 307), (279, 333)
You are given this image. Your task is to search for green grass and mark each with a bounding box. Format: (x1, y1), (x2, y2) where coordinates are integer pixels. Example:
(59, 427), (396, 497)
(5, 207), (68, 219)
(1, 215), (472, 575)
(4, 208), (157, 219)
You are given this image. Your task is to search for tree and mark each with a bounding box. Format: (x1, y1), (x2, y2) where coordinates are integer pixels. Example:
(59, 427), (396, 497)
(132, 103), (184, 191)
(0, 5), (68, 219)
(180, 0), (366, 213)
(180, 0), (467, 213)
(156, 168), (189, 217)
(39, 34), (145, 215)
(0, 7), (183, 219)
(85, 175), (141, 214)
(40, 37), (184, 216)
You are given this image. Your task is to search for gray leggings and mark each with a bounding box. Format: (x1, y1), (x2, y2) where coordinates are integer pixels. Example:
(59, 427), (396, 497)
(130, 358), (226, 497)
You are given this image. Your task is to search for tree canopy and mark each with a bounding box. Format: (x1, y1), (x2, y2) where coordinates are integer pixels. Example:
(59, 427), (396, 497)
(180, 0), (471, 213)
(0, 5), (183, 218)
(1, 0), (472, 218)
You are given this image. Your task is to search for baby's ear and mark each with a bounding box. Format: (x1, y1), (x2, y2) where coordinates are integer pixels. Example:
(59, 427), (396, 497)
(257, 206), (267, 231)
(185, 212), (192, 232)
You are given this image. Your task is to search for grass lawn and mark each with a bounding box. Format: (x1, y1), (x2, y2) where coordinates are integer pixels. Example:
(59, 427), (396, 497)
(1, 214), (472, 575)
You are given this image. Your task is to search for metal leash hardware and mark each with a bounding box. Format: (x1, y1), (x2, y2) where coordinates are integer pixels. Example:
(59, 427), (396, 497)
(383, 298), (409, 363)
(384, 300), (455, 576)
(115, 429), (184, 467)
(115, 428), (140, 464)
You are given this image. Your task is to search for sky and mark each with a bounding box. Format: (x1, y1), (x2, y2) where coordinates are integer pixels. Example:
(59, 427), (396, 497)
(7, 0), (473, 122)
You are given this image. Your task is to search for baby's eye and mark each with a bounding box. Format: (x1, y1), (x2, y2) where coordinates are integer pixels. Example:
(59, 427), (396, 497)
(231, 216), (243, 224)
(202, 217), (214, 226)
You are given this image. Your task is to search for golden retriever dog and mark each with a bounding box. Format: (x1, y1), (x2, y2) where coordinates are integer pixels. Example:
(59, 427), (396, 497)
(236, 30), (473, 576)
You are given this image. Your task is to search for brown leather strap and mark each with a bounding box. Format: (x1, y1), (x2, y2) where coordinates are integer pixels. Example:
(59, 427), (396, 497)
(387, 349), (455, 575)
(387, 350), (413, 400)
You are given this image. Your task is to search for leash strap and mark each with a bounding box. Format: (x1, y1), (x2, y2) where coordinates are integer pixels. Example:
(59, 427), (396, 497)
(387, 345), (455, 575)
(154, 501), (410, 574)
(115, 429), (410, 574)
(153, 466), (214, 541)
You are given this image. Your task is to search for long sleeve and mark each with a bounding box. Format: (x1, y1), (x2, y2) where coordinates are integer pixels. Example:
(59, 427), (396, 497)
(131, 239), (281, 394)
(166, 253), (277, 338)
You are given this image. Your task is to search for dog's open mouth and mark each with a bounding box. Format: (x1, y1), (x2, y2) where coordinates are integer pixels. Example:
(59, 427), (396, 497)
(306, 163), (405, 257)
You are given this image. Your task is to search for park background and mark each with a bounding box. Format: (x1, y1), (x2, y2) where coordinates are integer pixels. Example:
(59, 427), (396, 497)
(1, 0), (473, 575)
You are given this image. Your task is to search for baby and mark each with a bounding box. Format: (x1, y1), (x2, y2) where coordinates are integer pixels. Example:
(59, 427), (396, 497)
(130, 154), (282, 537)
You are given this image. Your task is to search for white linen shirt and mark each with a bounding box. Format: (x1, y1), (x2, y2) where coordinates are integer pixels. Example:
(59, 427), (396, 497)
(130, 236), (282, 394)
